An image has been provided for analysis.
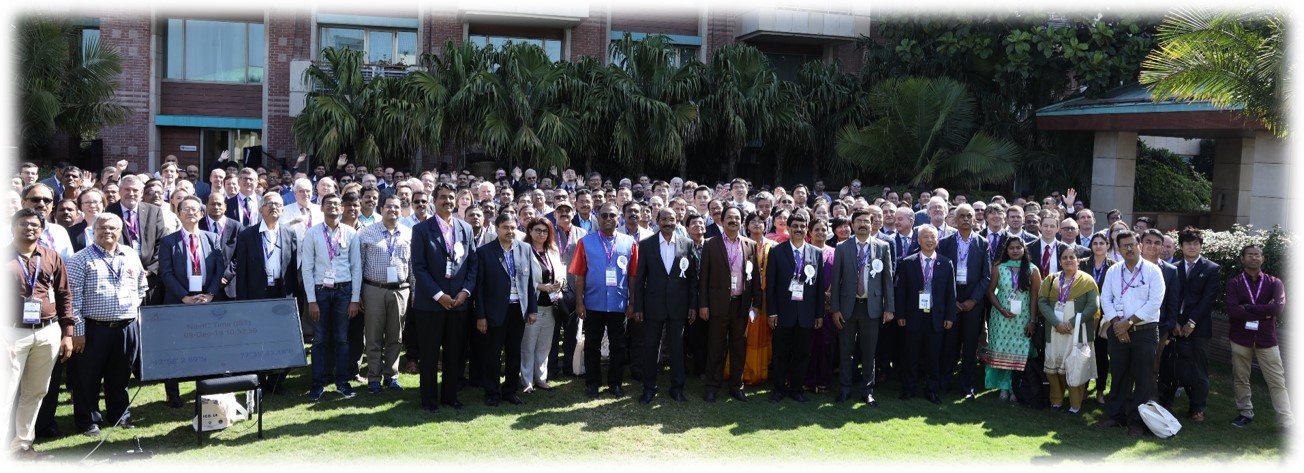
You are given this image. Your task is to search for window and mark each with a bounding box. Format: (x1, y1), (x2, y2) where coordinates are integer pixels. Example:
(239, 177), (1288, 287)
(80, 28), (100, 60)
(764, 52), (819, 82)
(469, 34), (562, 62)
(166, 19), (264, 83)
(320, 27), (417, 65)
(609, 43), (698, 68)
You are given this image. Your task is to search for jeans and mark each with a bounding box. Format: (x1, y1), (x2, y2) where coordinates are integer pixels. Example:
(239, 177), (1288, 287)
(311, 283), (353, 389)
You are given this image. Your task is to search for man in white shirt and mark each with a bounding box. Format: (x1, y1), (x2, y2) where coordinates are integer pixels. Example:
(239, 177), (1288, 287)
(300, 193), (362, 401)
(280, 178), (321, 239)
(398, 190), (432, 228)
(1098, 229), (1167, 437)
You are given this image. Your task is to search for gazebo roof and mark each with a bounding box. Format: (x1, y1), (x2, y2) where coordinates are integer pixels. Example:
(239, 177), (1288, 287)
(1035, 83), (1265, 138)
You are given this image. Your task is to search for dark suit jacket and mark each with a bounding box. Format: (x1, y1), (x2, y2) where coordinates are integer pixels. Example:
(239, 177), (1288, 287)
(225, 193), (261, 227)
(764, 241), (825, 328)
(411, 215), (478, 312)
(895, 252), (958, 332)
(1176, 257), (1220, 339)
(69, 220), (91, 252)
(105, 202), (164, 275)
(1027, 238), (1072, 276)
(194, 181), (213, 202)
(1157, 260), (1183, 334)
(704, 223), (723, 240)
(158, 230), (225, 304)
(889, 231), (917, 264)
(937, 232), (991, 304)
(698, 234), (760, 315)
(631, 233), (699, 322)
(200, 216), (242, 298)
(232, 224), (299, 300)
(475, 240), (537, 327)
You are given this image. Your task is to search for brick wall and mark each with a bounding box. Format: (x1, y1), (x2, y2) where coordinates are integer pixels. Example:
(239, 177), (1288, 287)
(569, 4), (608, 63)
(99, 13), (152, 173)
(427, 4), (464, 55)
(265, 8), (310, 165)
(705, 5), (737, 61)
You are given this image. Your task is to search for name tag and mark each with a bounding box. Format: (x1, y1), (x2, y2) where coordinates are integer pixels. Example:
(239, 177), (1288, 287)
(444, 261), (454, 279)
(132, 240), (140, 251)
(957, 267), (968, 285)
(606, 269), (618, 287)
(188, 275), (203, 293)
(387, 267), (399, 283)
(731, 274), (740, 291)
(23, 298), (41, 324)
(1246, 321), (1260, 331)
(919, 291), (932, 312)
(509, 283), (520, 302)
(323, 269), (336, 288)
(789, 279), (804, 301)
(1009, 298), (1023, 316)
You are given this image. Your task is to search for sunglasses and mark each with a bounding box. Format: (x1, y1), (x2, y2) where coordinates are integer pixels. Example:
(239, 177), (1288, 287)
(598, 212), (619, 219)
(26, 197), (53, 204)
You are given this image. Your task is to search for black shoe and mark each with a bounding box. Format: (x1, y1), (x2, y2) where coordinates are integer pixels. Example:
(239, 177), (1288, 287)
(503, 394), (524, 405)
(609, 386), (626, 397)
(640, 390), (656, 404)
(422, 404), (440, 414)
(729, 389), (748, 402)
(484, 397), (500, 407)
(586, 386), (601, 398)
(1232, 415), (1253, 428)
(769, 391), (785, 403)
(927, 393), (942, 404)
(81, 425), (101, 437)
(899, 392), (915, 401)
(443, 400), (465, 410)
(789, 391), (808, 403)
(670, 391), (687, 402)
(704, 390), (718, 402)
(863, 394), (879, 407)
(167, 396), (183, 409)
(35, 426), (63, 439)
(834, 391), (850, 403)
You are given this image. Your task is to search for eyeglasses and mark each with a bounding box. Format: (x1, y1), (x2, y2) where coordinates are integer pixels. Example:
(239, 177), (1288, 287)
(26, 197), (53, 204)
(262, 202), (284, 208)
(530, 228), (548, 234)
(598, 212), (619, 219)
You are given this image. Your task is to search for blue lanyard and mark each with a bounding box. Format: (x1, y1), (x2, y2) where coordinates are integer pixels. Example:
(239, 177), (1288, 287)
(385, 229), (398, 260)
(92, 245), (123, 282)
(18, 253), (41, 297)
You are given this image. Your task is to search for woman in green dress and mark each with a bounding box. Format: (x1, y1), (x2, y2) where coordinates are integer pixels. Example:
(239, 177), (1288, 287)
(984, 236), (1042, 401)
(1037, 244), (1100, 414)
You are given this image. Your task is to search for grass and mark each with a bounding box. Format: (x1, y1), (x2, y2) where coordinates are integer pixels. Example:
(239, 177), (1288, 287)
(37, 355), (1288, 464)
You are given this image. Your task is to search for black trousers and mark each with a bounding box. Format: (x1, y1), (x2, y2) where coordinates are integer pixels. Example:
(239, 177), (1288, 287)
(1158, 336), (1210, 414)
(415, 308), (468, 408)
(403, 306), (419, 363)
(876, 318), (904, 381)
(481, 306), (526, 399)
(73, 319), (139, 430)
(584, 311), (626, 389)
(627, 313), (644, 381)
(684, 313), (709, 375)
(940, 300), (984, 393)
(838, 299), (880, 395)
(772, 324), (813, 393)
(1093, 332), (1110, 394)
(1106, 323), (1159, 426)
(705, 298), (748, 391)
(548, 307), (573, 375)
(902, 317), (943, 395)
(641, 316), (686, 392)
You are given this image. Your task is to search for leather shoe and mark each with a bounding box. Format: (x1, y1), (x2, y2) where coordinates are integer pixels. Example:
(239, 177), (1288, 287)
(443, 400), (465, 410)
(927, 393), (942, 404)
(670, 391), (687, 402)
(790, 391), (808, 403)
(834, 391), (850, 403)
(586, 386), (601, 398)
(422, 404), (440, 414)
(729, 389), (748, 402)
(1191, 411), (1206, 422)
(640, 390), (656, 404)
(769, 391), (785, 403)
(704, 390), (718, 402)
(1127, 424), (1146, 437)
(899, 392), (915, 401)
(13, 445), (53, 461)
(609, 386), (626, 397)
(504, 394), (524, 405)
(863, 394), (879, 407)
(116, 421), (138, 430)
(484, 397), (500, 407)
(167, 396), (183, 409)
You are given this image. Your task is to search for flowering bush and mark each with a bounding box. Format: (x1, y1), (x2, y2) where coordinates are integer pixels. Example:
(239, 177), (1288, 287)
(1178, 224), (1291, 310)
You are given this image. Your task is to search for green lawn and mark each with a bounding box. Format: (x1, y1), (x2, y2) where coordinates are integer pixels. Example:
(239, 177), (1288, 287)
(37, 357), (1287, 463)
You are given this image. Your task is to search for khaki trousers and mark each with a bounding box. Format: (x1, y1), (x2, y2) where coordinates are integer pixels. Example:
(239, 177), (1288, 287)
(363, 284), (409, 382)
(1231, 341), (1293, 427)
(4, 324), (60, 450)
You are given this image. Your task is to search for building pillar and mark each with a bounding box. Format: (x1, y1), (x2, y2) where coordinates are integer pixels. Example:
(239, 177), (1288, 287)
(1090, 131), (1138, 227)
(1248, 131), (1291, 231)
(1209, 138), (1252, 230)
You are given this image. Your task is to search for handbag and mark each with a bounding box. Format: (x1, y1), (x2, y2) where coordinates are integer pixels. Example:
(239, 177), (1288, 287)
(1065, 313), (1097, 387)
(1138, 400), (1183, 438)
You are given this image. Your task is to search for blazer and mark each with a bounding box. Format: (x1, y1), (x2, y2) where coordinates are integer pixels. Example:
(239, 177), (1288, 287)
(158, 229), (225, 304)
(895, 252), (958, 332)
(631, 233), (699, 322)
(888, 231), (917, 264)
(225, 193), (261, 227)
(704, 223), (724, 240)
(105, 201), (164, 275)
(698, 234), (760, 315)
(69, 220), (91, 252)
(475, 240), (537, 327)
(232, 224), (299, 300)
(937, 231), (992, 304)
(194, 182), (213, 202)
(411, 215), (478, 312)
(1156, 260), (1183, 334)
(200, 216), (242, 298)
(1176, 257), (1220, 338)
(764, 241), (825, 328)
(1027, 238), (1072, 276)
(829, 236), (896, 319)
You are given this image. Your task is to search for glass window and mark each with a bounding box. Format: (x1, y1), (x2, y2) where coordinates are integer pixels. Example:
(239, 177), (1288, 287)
(80, 28), (101, 60)
(397, 31), (418, 66)
(319, 27), (417, 66)
(608, 41), (699, 68)
(470, 34), (562, 62)
(321, 27), (365, 52)
(166, 19), (264, 83)
(764, 52), (819, 82)
(248, 23), (264, 83)
(368, 31), (394, 64)
(166, 19), (184, 79)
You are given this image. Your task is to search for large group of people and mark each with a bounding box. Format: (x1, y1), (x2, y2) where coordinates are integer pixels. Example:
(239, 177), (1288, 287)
(3, 155), (1292, 459)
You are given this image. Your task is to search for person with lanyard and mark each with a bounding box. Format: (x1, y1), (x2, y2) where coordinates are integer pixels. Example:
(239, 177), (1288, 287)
(891, 206), (916, 263)
(232, 192), (300, 393)
(630, 208), (698, 404)
(983, 234), (1041, 403)
(1225, 244), (1293, 430)
(1097, 229), (1166, 437)
(1156, 226), (1219, 422)
(572, 189), (597, 233)
(6, 208), (77, 459)
(763, 211), (824, 404)
(1036, 244), (1099, 415)
(569, 202), (639, 398)
(829, 208), (895, 405)
(301, 193), (361, 401)
(225, 168), (261, 227)
(411, 183), (478, 414)
(520, 217), (565, 394)
(21, 183), (74, 263)
(547, 201), (586, 377)
(1080, 232), (1116, 405)
(69, 188), (106, 252)
(696, 205), (760, 402)
(157, 196), (226, 408)
(200, 192), (242, 300)
(895, 225), (957, 404)
(106, 175), (164, 305)
(937, 204), (991, 400)
(349, 195), (411, 394)
(67, 213), (148, 437)
(474, 213), (538, 407)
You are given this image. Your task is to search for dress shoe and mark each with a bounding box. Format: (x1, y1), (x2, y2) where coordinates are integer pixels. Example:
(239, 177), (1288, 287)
(640, 390), (657, 404)
(404, 360), (420, 374)
(898, 392), (915, 401)
(504, 394), (525, 405)
(670, 391), (688, 402)
(863, 394), (879, 407)
(167, 396), (184, 409)
(729, 389), (748, 402)
(586, 386), (601, 398)
(834, 391), (851, 403)
(1127, 424), (1146, 437)
(789, 391), (808, 403)
(769, 391), (785, 403)
(704, 390), (718, 402)
(609, 386), (626, 397)
(927, 393), (942, 404)
(81, 425), (101, 437)
(1190, 411), (1206, 422)
(442, 400), (465, 410)
(422, 404), (440, 414)
(1231, 415), (1253, 428)
(484, 397), (500, 407)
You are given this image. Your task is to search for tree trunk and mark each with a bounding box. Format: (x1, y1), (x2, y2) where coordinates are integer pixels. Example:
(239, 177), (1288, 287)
(726, 149), (739, 181)
(775, 153), (785, 186)
(678, 158), (687, 181)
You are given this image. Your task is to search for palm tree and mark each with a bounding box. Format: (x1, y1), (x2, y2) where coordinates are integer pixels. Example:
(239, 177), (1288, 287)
(795, 60), (863, 182)
(293, 47), (384, 168)
(19, 16), (127, 161)
(477, 42), (580, 171)
(607, 33), (703, 176)
(561, 56), (616, 175)
(1140, 9), (1286, 137)
(835, 77), (1020, 188)
(411, 41), (493, 170)
(698, 44), (787, 178)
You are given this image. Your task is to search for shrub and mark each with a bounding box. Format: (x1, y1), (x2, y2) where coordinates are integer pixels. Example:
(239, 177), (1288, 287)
(1176, 224), (1291, 310)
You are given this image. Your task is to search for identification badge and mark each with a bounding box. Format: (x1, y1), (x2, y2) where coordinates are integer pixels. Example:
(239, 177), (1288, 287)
(445, 261), (455, 279)
(1009, 298), (1023, 316)
(606, 268), (618, 287)
(919, 291), (932, 312)
(323, 269), (335, 288)
(188, 275), (203, 293)
(957, 267), (968, 285)
(1246, 321), (1260, 331)
(1114, 303), (1124, 314)
(23, 298), (41, 324)
(731, 274), (739, 291)
(509, 283), (519, 301)
(268, 276), (276, 286)
(790, 279), (804, 301)
(387, 267), (399, 283)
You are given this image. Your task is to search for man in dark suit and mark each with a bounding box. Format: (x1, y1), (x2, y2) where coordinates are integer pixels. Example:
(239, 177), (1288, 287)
(231, 192), (299, 393)
(105, 175), (165, 305)
(199, 192), (242, 300)
(764, 212), (825, 403)
(474, 214), (537, 407)
(697, 206), (760, 402)
(411, 183), (478, 413)
(631, 208), (698, 404)
(1028, 214), (1072, 277)
(979, 203), (1006, 265)
(895, 225), (958, 404)
(830, 208), (896, 405)
(225, 168), (261, 227)
(158, 195), (226, 407)
(1158, 227), (1219, 421)
(937, 204), (991, 399)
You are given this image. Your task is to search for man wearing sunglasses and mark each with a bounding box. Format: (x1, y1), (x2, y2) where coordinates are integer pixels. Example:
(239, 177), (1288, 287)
(570, 202), (639, 398)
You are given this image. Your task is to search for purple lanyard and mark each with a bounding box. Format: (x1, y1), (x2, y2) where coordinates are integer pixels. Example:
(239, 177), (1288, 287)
(1058, 274), (1072, 303)
(262, 232), (278, 260)
(1243, 273), (1265, 304)
(724, 236), (742, 271)
(957, 235), (971, 265)
(504, 247), (517, 279)
(1119, 264), (1143, 296)
(18, 253), (41, 297)
(322, 225), (340, 261)
(385, 229), (399, 260)
(1007, 266), (1020, 290)
(793, 246), (804, 279)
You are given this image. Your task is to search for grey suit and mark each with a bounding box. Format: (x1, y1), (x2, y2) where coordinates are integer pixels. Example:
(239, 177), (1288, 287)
(829, 236), (897, 397)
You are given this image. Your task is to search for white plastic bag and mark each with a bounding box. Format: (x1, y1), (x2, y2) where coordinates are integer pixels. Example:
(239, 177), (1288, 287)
(573, 318), (586, 376)
(192, 393), (248, 432)
(1065, 314), (1096, 387)
(1139, 401), (1182, 438)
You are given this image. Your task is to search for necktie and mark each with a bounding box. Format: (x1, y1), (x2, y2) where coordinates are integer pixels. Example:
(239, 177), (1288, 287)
(857, 242), (867, 297)
(1042, 246), (1051, 272)
(923, 257), (933, 287)
(190, 233), (201, 275)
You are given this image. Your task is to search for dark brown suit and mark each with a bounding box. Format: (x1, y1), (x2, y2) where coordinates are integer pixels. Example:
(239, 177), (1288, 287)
(698, 234), (760, 393)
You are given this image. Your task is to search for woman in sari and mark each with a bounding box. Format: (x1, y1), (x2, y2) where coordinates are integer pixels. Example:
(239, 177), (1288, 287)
(984, 236), (1042, 401)
(733, 211), (777, 385)
(804, 216), (838, 393)
(767, 208), (791, 243)
(1037, 245), (1100, 414)
(1080, 232), (1115, 404)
